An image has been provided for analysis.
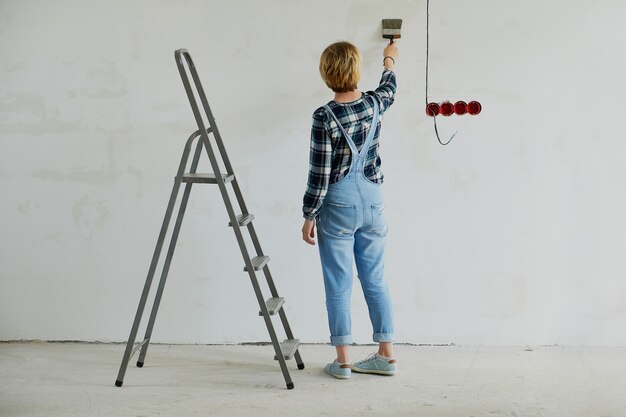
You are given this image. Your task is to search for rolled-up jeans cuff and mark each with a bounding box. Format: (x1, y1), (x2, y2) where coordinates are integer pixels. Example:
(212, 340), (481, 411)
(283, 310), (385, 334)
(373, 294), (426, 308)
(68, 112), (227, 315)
(373, 333), (395, 343)
(330, 335), (352, 346)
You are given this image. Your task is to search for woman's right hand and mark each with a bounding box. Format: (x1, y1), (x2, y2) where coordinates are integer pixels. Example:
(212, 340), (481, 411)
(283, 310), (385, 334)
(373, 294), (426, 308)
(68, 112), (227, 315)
(302, 219), (316, 245)
(383, 41), (398, 69)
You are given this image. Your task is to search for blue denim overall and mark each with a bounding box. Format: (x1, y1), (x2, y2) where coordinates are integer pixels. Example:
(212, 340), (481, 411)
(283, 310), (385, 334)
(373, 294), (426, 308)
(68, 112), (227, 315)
(317, 97), (395, 346)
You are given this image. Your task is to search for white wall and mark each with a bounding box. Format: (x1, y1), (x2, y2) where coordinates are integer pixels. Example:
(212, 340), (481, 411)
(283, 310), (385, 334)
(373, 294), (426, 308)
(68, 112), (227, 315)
(1, 0), (625, 346)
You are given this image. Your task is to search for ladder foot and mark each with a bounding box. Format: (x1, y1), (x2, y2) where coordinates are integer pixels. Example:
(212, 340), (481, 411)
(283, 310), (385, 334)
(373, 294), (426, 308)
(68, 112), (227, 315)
(136, 361), (144, 368)
(298, 363), (305, 370)
(115, 380), (123, 387)
(286, 382), (295, 390)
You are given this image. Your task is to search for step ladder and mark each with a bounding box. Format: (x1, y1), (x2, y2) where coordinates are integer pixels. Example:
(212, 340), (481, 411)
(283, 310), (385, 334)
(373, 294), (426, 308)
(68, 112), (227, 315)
(114, 49), (304, 390)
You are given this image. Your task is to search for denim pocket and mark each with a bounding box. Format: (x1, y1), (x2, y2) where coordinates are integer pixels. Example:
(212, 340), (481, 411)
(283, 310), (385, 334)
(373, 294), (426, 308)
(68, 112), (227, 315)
(321, 201), (357, 238)
(370, 203), (388, 236)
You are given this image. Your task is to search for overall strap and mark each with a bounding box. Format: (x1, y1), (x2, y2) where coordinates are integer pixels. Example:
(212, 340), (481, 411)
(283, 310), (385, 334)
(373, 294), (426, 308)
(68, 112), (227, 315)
(358, 97), (380, 165)
(323, 95), (380, 162)
(323, 104), (358, 156)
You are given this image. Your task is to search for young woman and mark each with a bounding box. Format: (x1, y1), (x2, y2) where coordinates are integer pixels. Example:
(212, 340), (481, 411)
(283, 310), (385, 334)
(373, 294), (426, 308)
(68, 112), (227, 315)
(302, 40), (399, 379)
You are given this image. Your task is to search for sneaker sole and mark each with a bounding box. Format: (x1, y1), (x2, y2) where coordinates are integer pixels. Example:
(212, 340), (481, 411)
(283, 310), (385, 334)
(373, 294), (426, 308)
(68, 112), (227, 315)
(350, 367), (396, 376)
(325, 370), (351, 379)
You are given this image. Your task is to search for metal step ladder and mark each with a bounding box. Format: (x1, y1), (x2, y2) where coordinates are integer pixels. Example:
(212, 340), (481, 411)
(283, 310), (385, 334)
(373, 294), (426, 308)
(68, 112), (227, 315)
(114, 48), (304, 390)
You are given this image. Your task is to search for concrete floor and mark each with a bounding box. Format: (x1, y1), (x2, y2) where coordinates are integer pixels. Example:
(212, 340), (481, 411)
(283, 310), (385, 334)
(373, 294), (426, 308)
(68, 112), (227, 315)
(0, 342), (625, 417)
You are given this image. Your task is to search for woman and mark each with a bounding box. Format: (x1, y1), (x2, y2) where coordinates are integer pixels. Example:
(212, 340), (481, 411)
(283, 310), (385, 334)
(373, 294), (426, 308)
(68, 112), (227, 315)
(301, 40), (399, 379)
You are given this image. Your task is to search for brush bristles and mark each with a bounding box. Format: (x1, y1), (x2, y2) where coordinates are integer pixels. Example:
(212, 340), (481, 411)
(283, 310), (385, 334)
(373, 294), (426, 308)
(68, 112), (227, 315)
(382, 19), (403, 29)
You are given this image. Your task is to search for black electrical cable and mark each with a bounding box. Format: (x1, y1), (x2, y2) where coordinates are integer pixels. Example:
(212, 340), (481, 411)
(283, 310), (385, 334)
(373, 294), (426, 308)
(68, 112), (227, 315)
(426, 0), (457, 146)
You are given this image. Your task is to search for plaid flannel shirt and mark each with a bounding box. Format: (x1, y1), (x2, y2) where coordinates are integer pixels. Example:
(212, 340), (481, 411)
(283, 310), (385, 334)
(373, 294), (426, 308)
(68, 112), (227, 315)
(302, 69), (397, 221)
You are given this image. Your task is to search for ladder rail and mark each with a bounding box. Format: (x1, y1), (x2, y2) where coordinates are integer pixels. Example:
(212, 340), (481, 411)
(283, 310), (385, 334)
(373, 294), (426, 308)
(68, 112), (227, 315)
(115, 128), (204, 386)
(174, 49), (295, 388)
(176, 48), (303, 371)
(136, 134), (206, 365)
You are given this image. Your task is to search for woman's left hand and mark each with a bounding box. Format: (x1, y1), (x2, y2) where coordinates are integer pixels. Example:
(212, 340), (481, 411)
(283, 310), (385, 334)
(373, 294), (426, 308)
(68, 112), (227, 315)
(302, 219), (316, 245)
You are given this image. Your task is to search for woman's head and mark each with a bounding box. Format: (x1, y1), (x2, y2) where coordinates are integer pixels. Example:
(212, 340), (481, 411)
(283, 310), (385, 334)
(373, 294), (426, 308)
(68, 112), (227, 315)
(319, 41), (361, 93)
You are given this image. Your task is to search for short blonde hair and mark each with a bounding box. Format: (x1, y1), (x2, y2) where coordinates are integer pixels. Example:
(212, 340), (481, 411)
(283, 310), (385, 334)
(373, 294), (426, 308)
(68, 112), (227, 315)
(319, 41), (361, 93)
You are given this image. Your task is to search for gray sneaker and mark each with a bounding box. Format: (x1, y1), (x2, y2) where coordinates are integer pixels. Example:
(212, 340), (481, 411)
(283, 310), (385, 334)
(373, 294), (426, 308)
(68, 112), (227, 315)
(350, 353), (397, 375)
(324, 360), (351, 379)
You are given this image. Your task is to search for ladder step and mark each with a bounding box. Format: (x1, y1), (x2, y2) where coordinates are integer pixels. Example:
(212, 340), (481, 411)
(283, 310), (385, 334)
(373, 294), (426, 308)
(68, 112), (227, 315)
(244, 255), (270, 271)
(181, 173), (234, 184)
(259, 297), (285, 316)
(228, 214), (255, 227)
(274, 339), (300, 361)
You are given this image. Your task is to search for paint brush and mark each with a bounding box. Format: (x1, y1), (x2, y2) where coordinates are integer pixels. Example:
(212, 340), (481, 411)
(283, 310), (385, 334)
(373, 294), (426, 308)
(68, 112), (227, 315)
(382, 19), (402, 44)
